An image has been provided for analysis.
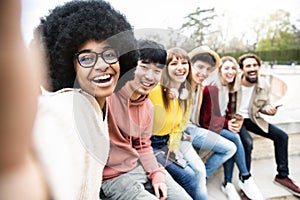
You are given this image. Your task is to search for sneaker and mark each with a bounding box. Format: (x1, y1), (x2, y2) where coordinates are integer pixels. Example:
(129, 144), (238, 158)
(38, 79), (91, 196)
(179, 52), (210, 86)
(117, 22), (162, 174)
(221, 182), (241, 200)
(274, 176), (300, 197)
(238, 177), (263, 200)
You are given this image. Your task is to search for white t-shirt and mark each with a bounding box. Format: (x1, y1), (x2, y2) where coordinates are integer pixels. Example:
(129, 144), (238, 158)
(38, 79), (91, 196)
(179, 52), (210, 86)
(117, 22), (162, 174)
(239, 85), (255, 118)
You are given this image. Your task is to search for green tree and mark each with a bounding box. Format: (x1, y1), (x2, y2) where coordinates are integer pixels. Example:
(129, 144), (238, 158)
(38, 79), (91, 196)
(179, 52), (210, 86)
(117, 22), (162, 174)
(256, 10), (300, 51)
(251, 17), (268, 50)
(295, 19), (300, 46)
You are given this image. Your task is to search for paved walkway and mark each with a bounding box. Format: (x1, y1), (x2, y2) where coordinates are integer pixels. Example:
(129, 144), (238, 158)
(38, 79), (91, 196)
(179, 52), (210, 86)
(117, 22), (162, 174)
(206, 66), (300, 199)
(207, 138), (300, 200)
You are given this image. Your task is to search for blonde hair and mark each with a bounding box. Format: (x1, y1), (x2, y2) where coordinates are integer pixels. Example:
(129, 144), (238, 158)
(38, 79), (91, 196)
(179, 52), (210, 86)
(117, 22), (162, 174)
(219, 56), (240, 93)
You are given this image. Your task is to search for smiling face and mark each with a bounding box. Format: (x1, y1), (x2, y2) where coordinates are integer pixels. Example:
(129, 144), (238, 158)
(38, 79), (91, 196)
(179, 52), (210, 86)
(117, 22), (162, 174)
(127, 60), (163, 100)
(220, 60), (237, 85)
(74, 40), (120, 107)
(241, 57), (260, 84)
(192, 60), (213, 85)
(167, 55), (189, 86)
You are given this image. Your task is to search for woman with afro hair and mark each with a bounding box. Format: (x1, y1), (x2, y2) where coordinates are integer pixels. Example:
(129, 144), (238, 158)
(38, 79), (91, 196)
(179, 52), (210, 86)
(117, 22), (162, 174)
(32, 0), (138, 199)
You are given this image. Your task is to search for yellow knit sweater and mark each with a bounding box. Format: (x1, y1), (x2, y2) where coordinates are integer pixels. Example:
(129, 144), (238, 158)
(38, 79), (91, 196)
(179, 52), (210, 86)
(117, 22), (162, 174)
(149, 84), (191, 151)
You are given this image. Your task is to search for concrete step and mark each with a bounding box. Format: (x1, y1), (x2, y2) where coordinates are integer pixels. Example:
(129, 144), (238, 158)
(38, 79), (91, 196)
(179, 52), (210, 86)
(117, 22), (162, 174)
(205, 132), (300, 199)
(207, 155), (300, 200)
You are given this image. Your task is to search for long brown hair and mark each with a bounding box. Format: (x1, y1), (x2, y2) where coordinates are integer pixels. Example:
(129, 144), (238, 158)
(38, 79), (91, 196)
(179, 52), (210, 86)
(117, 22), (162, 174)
(160, 47), (193, 113)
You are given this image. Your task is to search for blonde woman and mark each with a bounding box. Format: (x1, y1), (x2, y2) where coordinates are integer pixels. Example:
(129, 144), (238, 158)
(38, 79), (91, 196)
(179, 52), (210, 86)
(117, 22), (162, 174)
(200, 56), (263, 200)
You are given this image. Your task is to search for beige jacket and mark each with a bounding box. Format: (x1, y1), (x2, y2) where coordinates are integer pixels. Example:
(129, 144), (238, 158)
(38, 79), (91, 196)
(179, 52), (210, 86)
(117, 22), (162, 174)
(33, 88), (109, 200)
(234, 74), (272, 133)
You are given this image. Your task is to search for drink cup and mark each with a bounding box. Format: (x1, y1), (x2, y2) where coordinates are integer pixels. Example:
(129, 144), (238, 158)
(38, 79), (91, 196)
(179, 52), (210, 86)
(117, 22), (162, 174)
(232, 113), (244, 128)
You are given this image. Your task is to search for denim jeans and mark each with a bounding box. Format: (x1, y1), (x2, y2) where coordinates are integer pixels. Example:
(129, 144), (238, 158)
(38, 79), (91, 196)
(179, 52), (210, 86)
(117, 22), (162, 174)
(239, 119), (289, 177)
(151, 135), (201, 200)
(220, 129), (249, 183)
(100, 165), (192, 200)
(185, 126), (236, 179)
(181, 140), (208, 200)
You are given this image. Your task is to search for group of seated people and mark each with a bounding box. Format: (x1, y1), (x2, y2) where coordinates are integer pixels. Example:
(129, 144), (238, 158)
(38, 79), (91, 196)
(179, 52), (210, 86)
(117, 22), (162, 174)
(1, 0), (300, 200)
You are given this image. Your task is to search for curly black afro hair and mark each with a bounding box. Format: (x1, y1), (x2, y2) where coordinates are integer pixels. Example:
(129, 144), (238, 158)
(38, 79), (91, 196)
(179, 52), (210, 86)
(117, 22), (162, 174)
(36, 0), (138, 92)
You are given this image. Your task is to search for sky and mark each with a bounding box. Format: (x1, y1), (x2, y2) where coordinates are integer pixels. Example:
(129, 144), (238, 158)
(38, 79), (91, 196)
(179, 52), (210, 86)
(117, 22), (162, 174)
(21, 0), (300, 45)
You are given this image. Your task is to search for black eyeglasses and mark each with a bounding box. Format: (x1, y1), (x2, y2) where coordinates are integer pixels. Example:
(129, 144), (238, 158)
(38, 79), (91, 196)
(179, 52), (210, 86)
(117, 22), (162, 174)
(75, 48), (119, 68)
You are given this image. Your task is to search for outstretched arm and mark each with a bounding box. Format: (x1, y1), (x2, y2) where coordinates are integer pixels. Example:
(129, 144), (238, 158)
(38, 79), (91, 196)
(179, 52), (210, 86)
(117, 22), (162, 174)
(0, 0), (46, 199)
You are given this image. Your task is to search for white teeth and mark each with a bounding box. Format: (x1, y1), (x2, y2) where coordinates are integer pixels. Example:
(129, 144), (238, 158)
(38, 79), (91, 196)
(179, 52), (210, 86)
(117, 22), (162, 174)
(94, 74), (110, 81)
(142, 82), (151, 87)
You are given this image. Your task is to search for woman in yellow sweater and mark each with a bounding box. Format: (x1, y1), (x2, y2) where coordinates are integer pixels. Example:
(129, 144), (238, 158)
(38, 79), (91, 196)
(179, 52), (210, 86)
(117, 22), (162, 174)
(150, 47), (204, 199)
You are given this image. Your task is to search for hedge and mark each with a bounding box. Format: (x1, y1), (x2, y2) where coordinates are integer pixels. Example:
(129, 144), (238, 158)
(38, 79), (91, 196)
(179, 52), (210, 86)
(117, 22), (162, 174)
(220, 49), (300, 65)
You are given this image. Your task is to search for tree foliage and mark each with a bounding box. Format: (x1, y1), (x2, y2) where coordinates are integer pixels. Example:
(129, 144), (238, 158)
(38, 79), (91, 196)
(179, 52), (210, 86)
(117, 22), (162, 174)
(139, 8), (300, 55)
(179, 7), (300, 53)
(256, 9), (300, 51)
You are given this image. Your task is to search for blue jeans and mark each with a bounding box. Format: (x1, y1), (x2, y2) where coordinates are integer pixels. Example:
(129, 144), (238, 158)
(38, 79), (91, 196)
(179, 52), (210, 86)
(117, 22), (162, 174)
(181, 140), (208, 200)
(220, 129), (249, 183)
(185, 126), (236, 179)
(151, 135), (201, 200)
(239, 119), (289, 177)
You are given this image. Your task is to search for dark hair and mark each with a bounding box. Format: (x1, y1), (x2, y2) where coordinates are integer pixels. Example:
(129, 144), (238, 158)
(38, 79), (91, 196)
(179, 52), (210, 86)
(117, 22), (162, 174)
(238, 53), (261, 69)
(138, 39), (167, 67)
(36, 0), (138, 91)
(191, 53), (216, 67)
(114, 39), (167, 91)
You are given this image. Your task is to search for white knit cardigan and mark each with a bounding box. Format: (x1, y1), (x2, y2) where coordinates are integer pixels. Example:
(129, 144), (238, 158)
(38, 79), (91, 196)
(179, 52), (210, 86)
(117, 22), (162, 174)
(33, 88), (109, 200)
